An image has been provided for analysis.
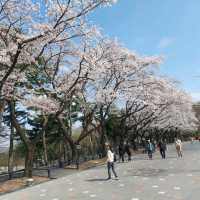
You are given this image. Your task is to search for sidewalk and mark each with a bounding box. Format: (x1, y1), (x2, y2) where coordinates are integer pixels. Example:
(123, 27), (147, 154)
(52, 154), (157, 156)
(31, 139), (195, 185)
(1, 142), (200, 200)
(0, 149), (144, 194)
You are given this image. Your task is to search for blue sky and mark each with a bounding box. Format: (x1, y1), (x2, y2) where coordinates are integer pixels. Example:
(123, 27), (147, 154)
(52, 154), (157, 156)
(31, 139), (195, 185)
(90, 0), (200, 101)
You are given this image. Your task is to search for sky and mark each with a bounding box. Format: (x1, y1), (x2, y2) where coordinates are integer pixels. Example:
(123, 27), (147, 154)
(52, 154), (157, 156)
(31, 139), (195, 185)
(90, 0), (200, 102)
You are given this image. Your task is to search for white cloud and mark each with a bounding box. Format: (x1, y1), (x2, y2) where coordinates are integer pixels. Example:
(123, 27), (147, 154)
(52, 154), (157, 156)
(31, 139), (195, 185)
(157, 37), (174, 49)
(190, 92), (200, 102)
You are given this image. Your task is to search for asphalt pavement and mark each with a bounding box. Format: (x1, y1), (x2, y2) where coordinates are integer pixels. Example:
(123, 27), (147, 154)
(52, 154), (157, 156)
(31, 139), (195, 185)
(1, 141), (200, 200)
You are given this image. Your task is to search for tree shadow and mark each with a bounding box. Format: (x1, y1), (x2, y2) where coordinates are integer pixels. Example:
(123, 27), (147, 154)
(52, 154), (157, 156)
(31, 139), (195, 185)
(85, 178), (109, 182)
(132, 156), (177, 161)
(126, 168), (167, 177)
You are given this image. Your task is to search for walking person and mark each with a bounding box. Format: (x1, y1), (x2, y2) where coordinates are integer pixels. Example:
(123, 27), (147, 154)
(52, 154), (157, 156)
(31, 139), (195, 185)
(158, 140), (167, 159)
(147, 139), (154, 159)
(124, 142), (131, 161)
(118, 144), (125, 162)
(175, 138), (183, 158)
(106, 144), (118, 180)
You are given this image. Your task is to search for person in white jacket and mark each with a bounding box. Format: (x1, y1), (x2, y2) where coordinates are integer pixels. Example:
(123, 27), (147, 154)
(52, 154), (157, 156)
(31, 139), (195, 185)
(175, 138), (182, 157)
(106, 144), (118, 180)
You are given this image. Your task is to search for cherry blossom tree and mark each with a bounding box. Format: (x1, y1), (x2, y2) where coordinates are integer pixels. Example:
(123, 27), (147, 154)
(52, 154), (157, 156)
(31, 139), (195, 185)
(123, 76), (198, 143)
(0, 1), (197, 178)
(0, 0), (117, 177)
(0, 0), (117, 103)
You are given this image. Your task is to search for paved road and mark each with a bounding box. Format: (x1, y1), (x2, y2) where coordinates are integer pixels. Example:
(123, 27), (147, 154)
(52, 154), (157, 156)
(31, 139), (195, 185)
(1, 142), (200, 200)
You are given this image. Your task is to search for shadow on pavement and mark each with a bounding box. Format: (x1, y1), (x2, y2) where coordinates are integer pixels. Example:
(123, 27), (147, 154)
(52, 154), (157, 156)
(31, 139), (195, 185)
(126, 168), (167, 177)
(132, 156), (177, 161)
(85, 178), (109, 182)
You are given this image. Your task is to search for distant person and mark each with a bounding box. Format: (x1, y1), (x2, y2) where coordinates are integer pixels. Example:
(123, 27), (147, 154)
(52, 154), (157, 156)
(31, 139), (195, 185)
(158, 140), (167, 159)
(106, 144), (118, 180)
(175, 138), (183, 158)
(118, 144), (125, 162)
(124, 142), (132, 161)
(147, 139), (154, 159)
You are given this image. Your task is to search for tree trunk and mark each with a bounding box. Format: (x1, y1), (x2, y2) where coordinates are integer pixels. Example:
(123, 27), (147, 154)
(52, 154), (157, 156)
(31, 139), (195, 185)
(9, 99), (37, 178)
(89, 135), (95, 160)
(25, 145), (35, 178)
(64, 139), (78, 167)
(8, 121), (14, 179)
(58, 141), (63, 168)
(66, 140), (78, 168)
(0, 99), (5, 122)
(58, 117), (77, 164)
(69, 142), (76, 163)
(99, 134), (106, 157)
(8, 101), (15, 179)
(99, 108), (108, 157)
(65, 142), (71, 165)
(42, 132), (48, 166)
(63, 142), (66, 163)
(42, 116), (48, 166)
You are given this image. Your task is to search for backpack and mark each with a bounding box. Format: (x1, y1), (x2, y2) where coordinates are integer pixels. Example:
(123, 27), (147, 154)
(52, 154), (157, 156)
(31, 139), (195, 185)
(147, 143), (153, 151)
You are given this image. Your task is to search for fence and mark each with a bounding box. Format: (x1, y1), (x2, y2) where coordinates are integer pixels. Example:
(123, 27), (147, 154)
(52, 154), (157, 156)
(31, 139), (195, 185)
(0, 168), (51, 182)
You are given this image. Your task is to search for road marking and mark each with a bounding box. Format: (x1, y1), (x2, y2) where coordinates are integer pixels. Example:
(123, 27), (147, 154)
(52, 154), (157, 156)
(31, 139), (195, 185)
(174, 186), (181, 190)
(90, 194), (97, 198)
(152, 185), (159, 188)
(158, 191), (166, 195)
(83, 190), (89, 194)
(187, 174), (193, 177)
(40, 193), (46, 197)
(169, 174), (175, 177)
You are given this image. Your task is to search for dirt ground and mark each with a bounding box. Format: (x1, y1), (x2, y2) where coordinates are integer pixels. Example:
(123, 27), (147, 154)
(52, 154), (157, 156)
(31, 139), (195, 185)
(0, 176), (49, 194)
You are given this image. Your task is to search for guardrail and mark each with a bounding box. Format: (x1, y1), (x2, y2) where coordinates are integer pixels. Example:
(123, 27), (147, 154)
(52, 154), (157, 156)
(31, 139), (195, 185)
(0, 169), (25, 182)
(0, 167), (52, 182)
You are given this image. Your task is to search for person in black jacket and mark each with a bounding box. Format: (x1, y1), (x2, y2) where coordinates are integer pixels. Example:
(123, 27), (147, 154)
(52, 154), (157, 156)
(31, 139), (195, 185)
(124, 142), (131, 161)
(118, 144), (124, 162)
(158, 140), (167, 159)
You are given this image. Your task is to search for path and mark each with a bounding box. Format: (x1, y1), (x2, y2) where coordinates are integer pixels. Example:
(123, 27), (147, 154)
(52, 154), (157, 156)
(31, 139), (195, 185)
(1, 142), (200, 200)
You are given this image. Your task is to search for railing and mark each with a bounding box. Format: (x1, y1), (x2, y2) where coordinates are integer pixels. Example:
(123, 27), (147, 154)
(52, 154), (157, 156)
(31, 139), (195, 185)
(0, 169), (25, 182)
(0, 167), (52, 182)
